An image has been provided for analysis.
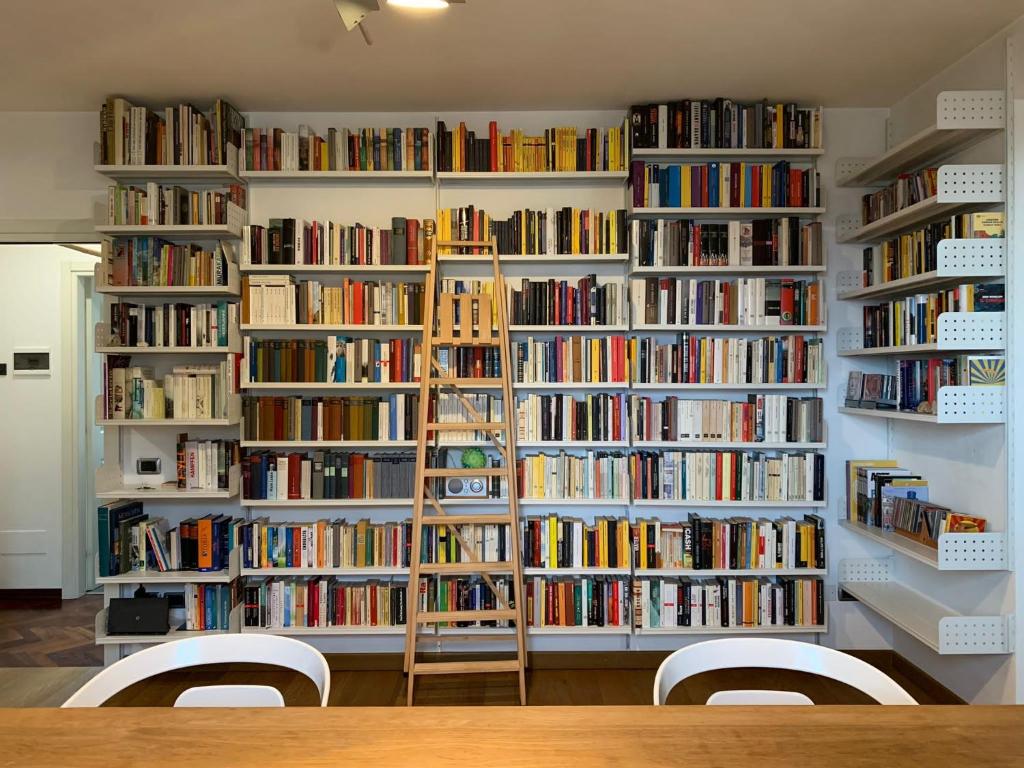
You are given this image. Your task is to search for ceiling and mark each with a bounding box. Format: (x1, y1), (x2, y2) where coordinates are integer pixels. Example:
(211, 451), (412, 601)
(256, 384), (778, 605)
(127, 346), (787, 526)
(1, 0), (1021, 112)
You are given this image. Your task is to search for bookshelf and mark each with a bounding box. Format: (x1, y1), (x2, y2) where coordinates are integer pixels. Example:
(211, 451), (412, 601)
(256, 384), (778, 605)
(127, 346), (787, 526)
(630, 206), (826, 219)
(436, 171), (628, 183)
(242, 169), (433, 183)
(838, 521), (1007, 571)
(632, 147), (825, 160)
(632, 264), (827, 275)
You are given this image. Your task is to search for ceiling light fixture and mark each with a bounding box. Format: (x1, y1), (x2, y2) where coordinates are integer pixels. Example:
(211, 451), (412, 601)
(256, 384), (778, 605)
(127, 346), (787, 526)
(387, 0), (450, 8)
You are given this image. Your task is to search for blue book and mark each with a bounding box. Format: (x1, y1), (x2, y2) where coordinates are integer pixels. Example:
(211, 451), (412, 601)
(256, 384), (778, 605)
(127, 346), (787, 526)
(667, 165), (681, 207)
(285, 527), (294, 567)
(388, 394), (397, 439)
(301, 399), (312, 441)
(708, 163), (719, 208)
(744, 166), (753, 207)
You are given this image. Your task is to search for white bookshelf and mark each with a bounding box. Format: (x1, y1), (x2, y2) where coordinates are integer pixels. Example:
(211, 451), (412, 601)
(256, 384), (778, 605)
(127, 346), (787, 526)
(635, 623), (826, 636)
(95, 222), (244, 240)
(242, 169), (434, 182)
(838, 520), (1007, 571)
(240, 263), (430, 275)
(96, 548), (242, 585)
(436, 171), (628, 183)
(95, 162), (241, 184)
(630, 207), (825, 219)
(632, 264), (826, 276)
(633, 323), (826, 333)
(630, 382), (827, 391)
(636, 567), (826, 577)
(633, 440), (826, 450)
(96, 604), (242, 646)
(243, 498), (415, 508)
(632, 147), (825, 160)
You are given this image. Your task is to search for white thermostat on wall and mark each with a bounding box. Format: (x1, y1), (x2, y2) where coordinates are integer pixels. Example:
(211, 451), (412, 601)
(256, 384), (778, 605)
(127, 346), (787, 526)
(12, 347), (51, 377)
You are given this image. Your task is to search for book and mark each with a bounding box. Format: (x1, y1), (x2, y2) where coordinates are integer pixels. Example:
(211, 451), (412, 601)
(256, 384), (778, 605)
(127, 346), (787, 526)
(861, 168), (938, 224)
(106, 301), (236, 349)
(964, 355), (1005, 386)
(629, 100), (823, 150)
(102, 238), (234, 288)
(845, 371), (864, 408)
(880, 480), (929, 532)
(630, 395), (824, 444)
(106, 183), (246, 226)
(435, 120), (628, 173)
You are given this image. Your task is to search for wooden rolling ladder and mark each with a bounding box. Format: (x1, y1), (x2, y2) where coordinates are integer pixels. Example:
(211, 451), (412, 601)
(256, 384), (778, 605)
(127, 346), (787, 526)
(403, 235), (527, 705)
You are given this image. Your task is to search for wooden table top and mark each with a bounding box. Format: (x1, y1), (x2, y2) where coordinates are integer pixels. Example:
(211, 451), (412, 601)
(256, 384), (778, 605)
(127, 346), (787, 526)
(0, 705), (1020, 768)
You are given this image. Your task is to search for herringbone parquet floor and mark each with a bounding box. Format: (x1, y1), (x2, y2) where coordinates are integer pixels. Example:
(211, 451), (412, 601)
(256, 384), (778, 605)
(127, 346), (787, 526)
(0, 595), (103, 667)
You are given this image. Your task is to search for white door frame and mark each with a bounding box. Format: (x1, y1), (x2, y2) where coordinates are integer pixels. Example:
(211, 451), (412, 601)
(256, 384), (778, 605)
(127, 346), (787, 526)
(60, 255), (100, 598)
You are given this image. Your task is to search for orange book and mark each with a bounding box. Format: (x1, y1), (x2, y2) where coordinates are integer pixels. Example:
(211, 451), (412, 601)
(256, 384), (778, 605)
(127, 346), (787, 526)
(808, 282), (820, 325)
(197, 516), (213, 570)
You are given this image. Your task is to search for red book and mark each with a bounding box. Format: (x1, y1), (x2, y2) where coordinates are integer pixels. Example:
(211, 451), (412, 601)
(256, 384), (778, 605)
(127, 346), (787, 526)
(406, 218), (419, 265)
(789, 168), (803, 207)
(730, 162), (741, 207)
(288, 453), (302, 499)
(351, 454), (364, 498)
(714, 453), (723, 500)
(700, 166), (709, 207)
(692, 224), (702, 265)
(489, 121), (498, 171)
(752, 165), (761, 207)
(352, 281), (364, 324)
(273, 399), (285, 441)
(780, 279), (795, 325)
(370, 585), (378, 626)
(793, 335), (805, 383)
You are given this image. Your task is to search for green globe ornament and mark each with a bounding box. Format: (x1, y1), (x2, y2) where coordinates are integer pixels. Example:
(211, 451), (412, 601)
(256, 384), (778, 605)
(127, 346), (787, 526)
(461, 447), (487, 469)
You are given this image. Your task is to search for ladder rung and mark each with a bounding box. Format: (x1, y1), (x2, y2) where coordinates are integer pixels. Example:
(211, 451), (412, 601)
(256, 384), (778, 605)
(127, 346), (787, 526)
(416, 609), (516, 623)
(430, 377), (504, 388)
(416, 633), (514, 644)
(412, 659), (520, 675)
(427, 422), (505, 431)
(435, 339), (500, 347)
(418, 561), (514, 574)
(423, 468), (506, 478)
(436, 240), (495, 248)
(419, 514), (512, 525)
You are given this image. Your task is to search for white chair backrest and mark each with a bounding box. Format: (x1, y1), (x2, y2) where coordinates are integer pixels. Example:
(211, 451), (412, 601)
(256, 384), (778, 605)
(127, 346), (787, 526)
(706, 690), (813, 705)
(174, 685), (285, 708)
(653, 638), (917, 705)
(62, 634), (330, 707)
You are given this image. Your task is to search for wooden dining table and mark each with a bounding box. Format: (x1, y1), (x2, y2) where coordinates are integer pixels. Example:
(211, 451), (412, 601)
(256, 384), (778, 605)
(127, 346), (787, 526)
(0, 705), (1020, 767)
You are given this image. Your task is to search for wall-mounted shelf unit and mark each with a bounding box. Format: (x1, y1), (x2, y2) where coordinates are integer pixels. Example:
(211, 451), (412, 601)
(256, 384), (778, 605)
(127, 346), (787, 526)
(838, 520), (1007, 571)
(240, 381), (419, 392)
(95, 222), (244, 241)
(837, 238), (1005, 300)
(243, 498), (415, 508)
(94, 318), (243, 356)
(438, 253), (629, 265)
(509, 325), (629, 333)
(836, 91), (1004, 187)
(240, 566), (408, 577)
(518, 498), (630, 507)
(94, 157), (241, 184)
(837, 312), (1005, 356)
(96, 549), (241, 585)
(839, 386), (1005, 424)
(95, 464), (241, 500)
(838, 558), (1013, 654)
(94, 393), (242, 428)
(632, 499), (825, 508)
(93, 259), (242, 298)
(95, 604), (241, 646)
(836, 165), (1004, 244)
(513, 382), (627, 391)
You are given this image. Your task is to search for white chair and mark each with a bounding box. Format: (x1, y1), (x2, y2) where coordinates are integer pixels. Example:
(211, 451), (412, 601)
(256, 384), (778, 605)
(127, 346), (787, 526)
(653, 638), (917, 705)
(173, 684), (286, 708)
(62, 634), (330, 707)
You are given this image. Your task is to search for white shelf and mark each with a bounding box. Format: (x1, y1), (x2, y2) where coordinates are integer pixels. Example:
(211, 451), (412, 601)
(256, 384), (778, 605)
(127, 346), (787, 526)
(632, 499), (825, 508)
(439, 253), (628, 265)
(96, 604), (241, 645)
(92, 260), (241, 298)
(97, 417), (239, 427)
(241, 624), (406, 636)
(632, 264), (826, 275)
(241, 324), (422, 334)
(636, 567), (826, 577)
(241, 263), (429, 275)
(837, 239), (1004, 301)
(241, 169), (433, 182)
(630, 382), (827, 391)
(523, 567), (631, 576)
(97, 549), (241, 585)
(241, 566), (408, 577)
(513, 382), (628, 391)
(509, 325), (628, 333)
(836, 165), (1004, 244)
(836, 91), (1004, 186)
(96, 346), (236, 355)
(630, 207), (825, 219)
(839, 386), (1005, 424)
(635, 624), (826, 635)
(95, 162), (240, 183)
(528, 625), (632, 635)
(519, 498), (630, 507)
(96, 464), (241, 500)
(436, 171), (628, 183)
(243, 498), (414, 508)
(242, 381), (419, 392)
(633, 324), (825, 333)
(95, 223), (243, 240)
(838, 558), (1012, 654)
(838, 520), (1007, 571)
(516, 441), (630, 449)
(632, 147), (825, 160)
(633, 440), (825, 450)
(837, 312), (1005, 356)
(240, 439), (417, 449)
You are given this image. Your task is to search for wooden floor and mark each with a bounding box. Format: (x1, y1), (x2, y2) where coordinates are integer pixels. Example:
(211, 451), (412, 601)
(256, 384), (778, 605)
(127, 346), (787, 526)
(0, 595), (103, 667)
(0, 597), (958, 707)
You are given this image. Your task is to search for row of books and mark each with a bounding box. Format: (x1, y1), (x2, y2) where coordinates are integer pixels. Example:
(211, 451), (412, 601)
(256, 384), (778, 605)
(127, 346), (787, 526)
(633, 514), (825, 571)
(242, 394), (419, 443)
(418, 576), (516, 627)
(184, 584), (235, 631)
(103, 238), (234, 288)
(242, 451), (416, 501)
(419, 523), (513, 565)
(633, 277), (824, 327)
(630, 161), (819, 209)
(106, 183), (246, 226)
(633, 576), (824, 629)
(848, 460), (986, 545)
(174, 435), (239, 490)
(514, 393), (627, 443)
(631, 218), (824, 268)
(104, 301), (236, 349)
(858, 212), (1004, 287)
(629, 395), (824, 444)
(629, 334), (825, 386)
(243, 578), (407, 629)
(241, 218), (428, 266)
(97, 502), (238, 577)
(629, 100), (823, 150)
(526, 576), (629, 628)
(861, 284), (1004, 348)
(243, 337), (421, 384)
(99, 97), (243, 167)
(435, 346), (502, 380)
(506, 275), (623, 327)
(517, 451), (630, 503)
(431, 393), (503, 443)
(102, 358), (238, 420)
(241, 276), (425, 327)
(861, 168), (937, 225)
(629, 450), (825, 503)
(242, 126), (431, 172)
(522, 516), (630, 569)
(434, 120), (629, 173)
(844, 355), (1005, 413)
(512, 335), (628, 385)
(435, 206), (627, 256)
(239, 519), (411, 570)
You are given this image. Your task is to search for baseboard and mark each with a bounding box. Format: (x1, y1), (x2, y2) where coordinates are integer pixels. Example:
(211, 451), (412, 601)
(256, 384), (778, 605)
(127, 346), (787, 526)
(0, 588), (62, 608)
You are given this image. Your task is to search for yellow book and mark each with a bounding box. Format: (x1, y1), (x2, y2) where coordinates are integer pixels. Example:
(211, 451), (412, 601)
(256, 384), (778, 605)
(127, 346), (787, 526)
(639, 521), (647, 569)
(761, 163), (771, 207)
(548, 515), (557, 569)
(681, 166), (692, 207)
(598, 518), (607, 567)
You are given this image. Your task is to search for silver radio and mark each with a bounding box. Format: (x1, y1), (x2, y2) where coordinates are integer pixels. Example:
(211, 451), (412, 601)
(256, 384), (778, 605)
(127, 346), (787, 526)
(445, 477), (490, 498)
